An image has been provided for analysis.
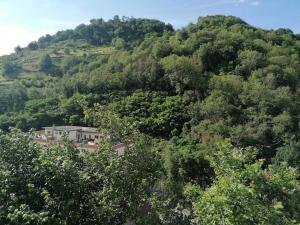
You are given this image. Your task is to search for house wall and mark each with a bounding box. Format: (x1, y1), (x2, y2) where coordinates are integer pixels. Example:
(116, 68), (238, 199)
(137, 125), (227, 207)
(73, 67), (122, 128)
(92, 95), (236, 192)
(68, 130), (78, 142)
(45, 128), (53, 136)
(114, 144), (126, 156)
(53, 130), (64, 140)
(43, 127), (101, 144)
(81, 132), (99, 141)
(44, 128), (75, 141)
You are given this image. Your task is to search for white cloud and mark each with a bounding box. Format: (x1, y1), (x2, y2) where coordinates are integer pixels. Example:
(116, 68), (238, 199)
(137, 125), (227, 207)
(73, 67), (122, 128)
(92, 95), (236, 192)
(0, 26), (44, 56)
(192, 0), (240, 9)
(238, 0), (262, 6)
(38, 19), (82, 31)
(192, 0), (257, 9)
(250, 1), (261, 5)
(0, 19), (79, 56)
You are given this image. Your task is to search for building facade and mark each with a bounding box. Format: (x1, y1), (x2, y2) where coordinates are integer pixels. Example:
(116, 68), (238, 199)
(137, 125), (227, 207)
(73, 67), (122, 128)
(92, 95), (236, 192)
(35, 125), (127, 155)
(39, 126), (102, 144)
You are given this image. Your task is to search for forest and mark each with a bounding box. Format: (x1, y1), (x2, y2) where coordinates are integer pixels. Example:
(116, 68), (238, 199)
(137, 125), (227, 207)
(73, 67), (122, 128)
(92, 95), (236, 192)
(0, 15), (299, 224)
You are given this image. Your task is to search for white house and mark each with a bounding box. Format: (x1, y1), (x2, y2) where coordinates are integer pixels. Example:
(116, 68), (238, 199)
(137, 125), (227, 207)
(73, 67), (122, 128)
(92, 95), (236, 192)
(35, 125), (127, 155)
(41, 126), (103, 144)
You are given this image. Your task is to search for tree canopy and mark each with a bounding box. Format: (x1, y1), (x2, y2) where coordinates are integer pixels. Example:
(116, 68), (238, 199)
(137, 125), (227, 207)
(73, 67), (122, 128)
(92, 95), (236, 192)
(0, 15), (299, 224)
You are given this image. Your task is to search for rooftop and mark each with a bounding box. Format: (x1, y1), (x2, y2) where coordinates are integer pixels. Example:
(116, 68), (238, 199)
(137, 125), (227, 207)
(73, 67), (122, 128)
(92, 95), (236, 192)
(43, 126), (99, 133)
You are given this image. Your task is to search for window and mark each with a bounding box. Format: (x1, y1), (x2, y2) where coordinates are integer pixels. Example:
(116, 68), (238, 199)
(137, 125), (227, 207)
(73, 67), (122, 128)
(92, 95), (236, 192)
(95, 135), (99, 139)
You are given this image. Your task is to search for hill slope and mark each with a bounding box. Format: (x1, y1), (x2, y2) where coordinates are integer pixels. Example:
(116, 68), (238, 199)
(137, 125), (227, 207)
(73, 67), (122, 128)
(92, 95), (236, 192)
(0, 15), (299, 162)
(0, 15), (300, 225)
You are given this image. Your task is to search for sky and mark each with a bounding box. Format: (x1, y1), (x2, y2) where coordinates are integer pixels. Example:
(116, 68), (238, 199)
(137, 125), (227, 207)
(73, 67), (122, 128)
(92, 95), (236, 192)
(0, 0), (299, 55)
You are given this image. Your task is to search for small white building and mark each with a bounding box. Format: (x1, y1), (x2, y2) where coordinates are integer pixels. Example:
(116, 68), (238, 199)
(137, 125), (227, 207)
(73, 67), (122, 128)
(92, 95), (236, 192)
(41, 126), (103, 144)
(35, 125), (127, 155)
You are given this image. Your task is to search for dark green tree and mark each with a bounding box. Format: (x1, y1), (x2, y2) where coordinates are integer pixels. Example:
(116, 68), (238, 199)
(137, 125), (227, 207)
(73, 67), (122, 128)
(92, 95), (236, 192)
(39, 54), (61, 76)
(185, 141), (300, 225)
(2, 61), (22, 79)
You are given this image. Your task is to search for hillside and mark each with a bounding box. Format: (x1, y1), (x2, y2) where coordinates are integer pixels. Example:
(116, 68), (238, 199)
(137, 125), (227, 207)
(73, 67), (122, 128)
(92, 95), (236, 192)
(0, 15), (299, 224)
(1, 15), (299, 146)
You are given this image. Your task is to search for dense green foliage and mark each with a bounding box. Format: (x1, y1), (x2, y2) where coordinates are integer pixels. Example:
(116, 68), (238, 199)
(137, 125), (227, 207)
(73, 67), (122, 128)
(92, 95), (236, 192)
(30, 16), (173, 49)
(39, 54), (61, 76)
(0, 130), (159, 225)
(2, 61), (22, 78)
(186, 141), (300, 225)
(0, 15), (299, 224)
